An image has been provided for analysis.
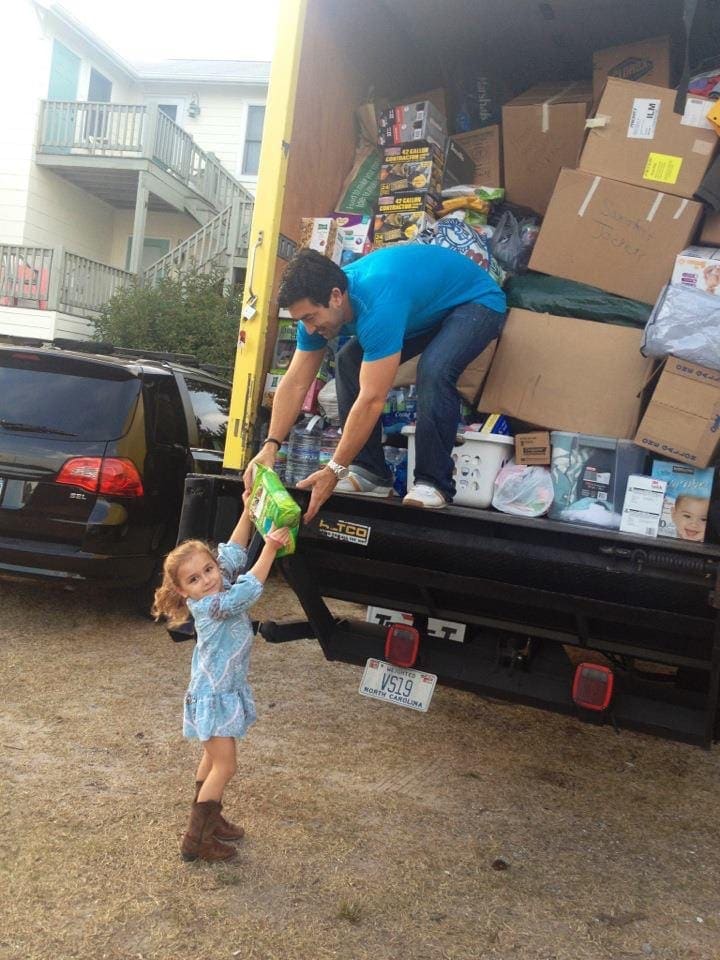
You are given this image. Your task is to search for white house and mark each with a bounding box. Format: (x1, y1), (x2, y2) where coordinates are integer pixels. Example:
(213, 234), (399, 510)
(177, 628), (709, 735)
(0, 1), (268, 339)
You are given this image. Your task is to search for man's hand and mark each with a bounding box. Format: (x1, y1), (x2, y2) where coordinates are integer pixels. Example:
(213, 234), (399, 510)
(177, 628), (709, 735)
(296, 466), (337, 524)
(242, 444), (276, 491)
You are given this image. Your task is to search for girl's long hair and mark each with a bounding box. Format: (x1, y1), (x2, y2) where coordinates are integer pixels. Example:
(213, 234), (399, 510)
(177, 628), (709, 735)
(151, 539), (215, 627)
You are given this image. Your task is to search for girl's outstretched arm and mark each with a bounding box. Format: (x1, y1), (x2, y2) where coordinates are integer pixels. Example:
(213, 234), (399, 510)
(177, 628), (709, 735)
(228, 489), (254, 549)
(248, 527), (291, 585)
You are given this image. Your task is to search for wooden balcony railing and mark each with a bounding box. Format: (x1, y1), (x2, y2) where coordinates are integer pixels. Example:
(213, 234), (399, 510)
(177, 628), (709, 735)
(38, 101), (248, 213)
(0, 245), (134, 319)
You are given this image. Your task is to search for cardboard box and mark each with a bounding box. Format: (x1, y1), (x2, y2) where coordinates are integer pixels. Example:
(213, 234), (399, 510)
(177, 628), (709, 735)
(672, 246), (720, 295)
(378, 100), (447, 152)
(502, 81), (593, 214)
(700, 211), (720, 246)
(515, 432), (551, 465)
(478, 309), (653, 438)
(592, 36), (672, 105)
(619, 474), (666, 538)
(580, 78), (717, 200)
(331, 213), (374, 265)
(634, 356), (720, 467)
(528, 168), (703, 305)
(442, 137), (475, 189)
(451, 125), (502, 187)
(380, 144), (444, 198)
(394, 340), (497, 405)
(373, 211), (436, 247)
(298, 218), (343, 263)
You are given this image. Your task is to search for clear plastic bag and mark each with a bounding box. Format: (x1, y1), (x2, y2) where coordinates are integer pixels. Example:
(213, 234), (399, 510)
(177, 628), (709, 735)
(641, 283), (720, 370)
(491, 464), (554, 517)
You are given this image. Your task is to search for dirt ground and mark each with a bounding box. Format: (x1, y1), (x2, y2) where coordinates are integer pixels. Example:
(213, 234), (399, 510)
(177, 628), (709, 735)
(2, 574), (720, 960)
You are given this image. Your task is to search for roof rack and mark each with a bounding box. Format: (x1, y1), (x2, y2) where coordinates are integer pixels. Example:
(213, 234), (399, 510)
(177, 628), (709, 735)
(0, 334), (230, 379)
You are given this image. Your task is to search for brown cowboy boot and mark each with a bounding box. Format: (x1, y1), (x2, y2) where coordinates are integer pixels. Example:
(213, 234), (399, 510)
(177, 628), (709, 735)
(195, 781), (245, 841)
(180, 800), (237, 862)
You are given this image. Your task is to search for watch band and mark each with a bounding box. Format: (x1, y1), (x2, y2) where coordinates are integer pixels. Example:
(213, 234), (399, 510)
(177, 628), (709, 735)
(263, 437), (282, 449)
(325, 458), (350, 479)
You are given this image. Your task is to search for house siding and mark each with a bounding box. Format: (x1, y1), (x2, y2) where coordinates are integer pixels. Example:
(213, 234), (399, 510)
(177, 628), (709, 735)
(110, 209), (200, 269)
(142, 82), (266, 194)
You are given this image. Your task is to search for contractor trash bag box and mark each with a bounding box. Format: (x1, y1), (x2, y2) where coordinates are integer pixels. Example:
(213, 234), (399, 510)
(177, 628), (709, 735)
(478, 308), (653, 438)
(528, 168), (703, 304)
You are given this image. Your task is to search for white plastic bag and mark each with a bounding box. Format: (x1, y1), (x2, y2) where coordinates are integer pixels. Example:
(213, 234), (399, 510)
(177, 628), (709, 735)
(317, 378), (339, 424)
(641, 283), (720, 369)
(491, 464), (554, 517)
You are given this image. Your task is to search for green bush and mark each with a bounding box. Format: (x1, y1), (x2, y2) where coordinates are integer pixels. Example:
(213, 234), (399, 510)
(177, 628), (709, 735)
(94, 267), (242, 370)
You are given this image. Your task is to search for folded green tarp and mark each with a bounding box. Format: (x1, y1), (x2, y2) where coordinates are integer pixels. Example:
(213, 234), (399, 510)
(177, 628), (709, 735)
(506, 272), (653, 328)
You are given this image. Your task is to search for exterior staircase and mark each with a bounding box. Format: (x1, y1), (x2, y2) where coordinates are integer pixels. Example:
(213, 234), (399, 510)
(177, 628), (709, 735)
(142, 193), (254, 288)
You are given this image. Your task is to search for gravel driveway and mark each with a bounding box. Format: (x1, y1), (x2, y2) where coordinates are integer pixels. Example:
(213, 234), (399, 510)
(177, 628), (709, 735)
(2, 575), (720, 960)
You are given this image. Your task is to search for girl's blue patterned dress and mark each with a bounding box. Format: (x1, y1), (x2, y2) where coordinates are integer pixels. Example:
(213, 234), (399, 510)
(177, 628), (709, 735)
(183, 542), (263, 741)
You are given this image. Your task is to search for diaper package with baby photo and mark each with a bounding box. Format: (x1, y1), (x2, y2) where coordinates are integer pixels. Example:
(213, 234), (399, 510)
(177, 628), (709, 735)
(651, 461), (715, 543)
(249, 464), (301, 557)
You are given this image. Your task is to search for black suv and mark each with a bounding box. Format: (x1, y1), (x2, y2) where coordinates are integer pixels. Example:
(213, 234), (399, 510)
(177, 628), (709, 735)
(0, 338), (232, 592)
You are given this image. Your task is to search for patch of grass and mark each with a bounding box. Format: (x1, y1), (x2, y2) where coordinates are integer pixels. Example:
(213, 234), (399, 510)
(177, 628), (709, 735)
(337, 899), (364, 924)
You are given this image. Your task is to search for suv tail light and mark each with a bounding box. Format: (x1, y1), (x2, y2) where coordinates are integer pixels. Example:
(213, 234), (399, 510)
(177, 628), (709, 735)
(56, 457), (144, 497)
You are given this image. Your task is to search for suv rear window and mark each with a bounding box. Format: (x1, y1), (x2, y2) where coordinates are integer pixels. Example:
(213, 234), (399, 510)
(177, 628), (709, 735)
(0, 352), (141, 441)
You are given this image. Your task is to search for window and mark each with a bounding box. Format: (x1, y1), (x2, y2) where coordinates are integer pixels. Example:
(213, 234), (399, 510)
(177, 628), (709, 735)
(242, 105), (265, 176)
(159, 104), (178, 122)
(149, 378), (188, 446)
(183, 377), (230, 450)
(0, 355), (140, 442)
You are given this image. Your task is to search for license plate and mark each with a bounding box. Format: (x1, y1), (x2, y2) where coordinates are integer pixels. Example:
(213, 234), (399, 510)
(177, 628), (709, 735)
(359, 658), (437, 713)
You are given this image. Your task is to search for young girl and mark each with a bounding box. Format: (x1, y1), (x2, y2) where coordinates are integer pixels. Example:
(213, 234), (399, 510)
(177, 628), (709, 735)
(152, 494), (290, 863)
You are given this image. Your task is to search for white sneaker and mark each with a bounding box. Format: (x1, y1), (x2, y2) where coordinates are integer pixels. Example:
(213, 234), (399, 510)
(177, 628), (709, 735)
(403, 483), (447, 509)
(335, 472), (395, 498)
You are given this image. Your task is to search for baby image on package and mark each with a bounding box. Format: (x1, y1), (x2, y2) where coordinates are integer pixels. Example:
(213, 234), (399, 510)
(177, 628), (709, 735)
(651, 461), (715, 543)
(249, 463), (301, 557)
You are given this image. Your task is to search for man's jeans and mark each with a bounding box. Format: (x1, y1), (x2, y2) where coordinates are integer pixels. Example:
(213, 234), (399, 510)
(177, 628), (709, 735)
(334, 301), (507, 500)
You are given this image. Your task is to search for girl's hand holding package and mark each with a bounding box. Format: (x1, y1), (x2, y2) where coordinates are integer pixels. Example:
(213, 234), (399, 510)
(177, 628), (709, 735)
(264, 526), (291, 550)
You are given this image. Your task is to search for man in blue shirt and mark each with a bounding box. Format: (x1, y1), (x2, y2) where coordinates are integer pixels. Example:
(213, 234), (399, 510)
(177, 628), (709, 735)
(245, 245), (506, 522)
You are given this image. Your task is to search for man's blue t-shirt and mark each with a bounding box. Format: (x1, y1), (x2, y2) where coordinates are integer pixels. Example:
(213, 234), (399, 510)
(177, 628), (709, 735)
(295, 244), (506, 361)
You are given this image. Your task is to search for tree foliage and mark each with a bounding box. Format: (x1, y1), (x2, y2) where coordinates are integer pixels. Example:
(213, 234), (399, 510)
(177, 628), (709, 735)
(94, 267), (242, 370)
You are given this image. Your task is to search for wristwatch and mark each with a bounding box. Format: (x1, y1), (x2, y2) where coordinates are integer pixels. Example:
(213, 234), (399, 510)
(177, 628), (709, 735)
(325, 458), (350, 480)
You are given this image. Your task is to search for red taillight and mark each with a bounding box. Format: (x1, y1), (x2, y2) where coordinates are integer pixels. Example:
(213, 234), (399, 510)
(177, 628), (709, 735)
(56, 457), (143, 497)
(385, 623), (420, 668)
(572, 662), (614, 712)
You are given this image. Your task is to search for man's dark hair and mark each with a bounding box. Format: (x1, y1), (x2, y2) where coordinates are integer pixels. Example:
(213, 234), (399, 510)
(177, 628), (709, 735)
(278, 248), (347, 308)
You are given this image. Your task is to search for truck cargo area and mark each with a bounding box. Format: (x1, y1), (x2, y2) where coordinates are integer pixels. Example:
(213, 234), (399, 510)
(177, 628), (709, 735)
(179, 474), (720, 748)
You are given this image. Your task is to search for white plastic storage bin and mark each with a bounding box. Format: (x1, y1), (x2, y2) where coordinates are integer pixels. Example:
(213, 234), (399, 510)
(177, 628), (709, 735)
(549, 431), (647, 527)
(403, 426), (515, 507)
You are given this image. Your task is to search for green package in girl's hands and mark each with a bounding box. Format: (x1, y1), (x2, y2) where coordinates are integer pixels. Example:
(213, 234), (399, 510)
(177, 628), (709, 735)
(248, 463), (301, 557)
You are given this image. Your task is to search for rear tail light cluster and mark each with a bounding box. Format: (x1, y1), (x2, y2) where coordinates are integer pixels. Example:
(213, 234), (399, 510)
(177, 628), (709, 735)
(56, 457), (144, 497)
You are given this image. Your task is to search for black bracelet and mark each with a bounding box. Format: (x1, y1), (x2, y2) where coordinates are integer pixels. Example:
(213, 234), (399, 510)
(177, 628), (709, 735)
(263, 437), (282, 449)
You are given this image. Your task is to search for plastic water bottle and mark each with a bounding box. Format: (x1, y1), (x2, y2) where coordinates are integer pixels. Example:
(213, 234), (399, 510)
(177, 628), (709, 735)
(285, 414), (324, 486)
(384, 445), (408, 496)
(273, 442), (288, 483)
(318, 426), (341, 469)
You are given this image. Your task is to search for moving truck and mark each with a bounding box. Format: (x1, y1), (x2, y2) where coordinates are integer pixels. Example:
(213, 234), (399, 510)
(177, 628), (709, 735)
(178, 0), (720, 748)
